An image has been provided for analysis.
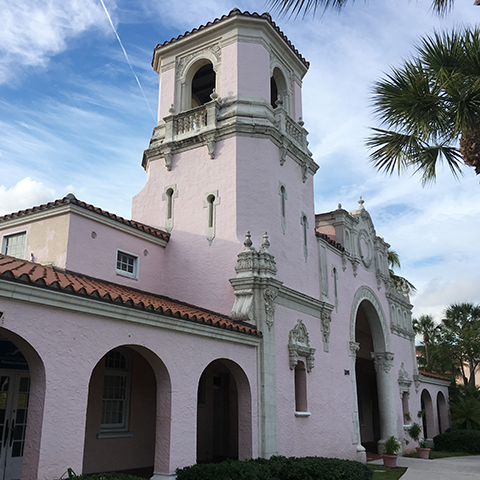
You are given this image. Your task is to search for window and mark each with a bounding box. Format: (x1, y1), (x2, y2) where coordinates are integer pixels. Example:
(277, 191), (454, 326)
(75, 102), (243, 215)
(294, 361), (308, 413)
(278, 183), (287, 234)
(2, 232), (26, 259)
(116, 250), (138, 279)
(101, 349), (131, 433)
(300, 213), (309, 261)
(162, 184), (178, 232)
(204, 190), (220, 245)
(191, 63), (215, 108)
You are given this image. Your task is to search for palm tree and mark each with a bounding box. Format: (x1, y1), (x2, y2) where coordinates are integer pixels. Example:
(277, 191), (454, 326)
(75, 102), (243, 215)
(367, 28), (480, 184)
(413, 314), (438, 366)
(268, 0), (457, 17)
(387, 249), (416, 295)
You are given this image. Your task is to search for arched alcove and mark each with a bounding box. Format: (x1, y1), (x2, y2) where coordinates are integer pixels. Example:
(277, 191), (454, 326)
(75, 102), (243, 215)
(437, 391), (449, 434)
(197, 358), (252, 463)
(421, 389), (435, 439)
(0, 329), (46, 480)
(191, 63), (215, 108)
(270, 67), (289, 113)
(83, 345), (171, 477)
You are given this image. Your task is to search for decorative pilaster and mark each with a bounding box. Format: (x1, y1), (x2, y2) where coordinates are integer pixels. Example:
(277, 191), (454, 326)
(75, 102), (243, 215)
(230, 232), (283, 459)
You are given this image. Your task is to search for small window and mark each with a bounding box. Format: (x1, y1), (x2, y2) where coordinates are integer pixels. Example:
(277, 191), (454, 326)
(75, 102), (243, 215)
(204, 190), (220, 245)
(295, 361), (308, 413)
(116, 250), (138, 279)
(300, 213), (309, 261)
(278, 183), (287, 234)
(101, 349), (131, 432)
(2, 232), (26, 259)
(162, 184), (178, 232)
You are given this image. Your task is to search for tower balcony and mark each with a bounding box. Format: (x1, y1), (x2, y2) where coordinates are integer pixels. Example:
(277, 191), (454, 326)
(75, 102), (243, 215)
(143, 97), (317, 179)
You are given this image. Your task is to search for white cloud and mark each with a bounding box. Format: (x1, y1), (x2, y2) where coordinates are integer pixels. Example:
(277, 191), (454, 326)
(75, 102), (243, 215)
(0, 178), (55, 215)
(0, 0), (110, 85)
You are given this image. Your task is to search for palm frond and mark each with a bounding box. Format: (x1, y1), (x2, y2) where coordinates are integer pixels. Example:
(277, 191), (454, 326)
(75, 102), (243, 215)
(267, 0), (350, 17)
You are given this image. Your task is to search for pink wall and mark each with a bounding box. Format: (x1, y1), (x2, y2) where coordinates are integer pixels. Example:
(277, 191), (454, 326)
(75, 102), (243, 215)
(0, 295), (258, 479)
(158, 68), (176, 121)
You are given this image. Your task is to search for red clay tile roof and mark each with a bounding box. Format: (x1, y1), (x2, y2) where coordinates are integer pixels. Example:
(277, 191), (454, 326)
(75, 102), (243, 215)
(418, 370), (451, 382)
(154, 8), (309, 68)
(0, 194), (170, 243)
(0, 254), (261, 337)
(315, 231), (345, 252)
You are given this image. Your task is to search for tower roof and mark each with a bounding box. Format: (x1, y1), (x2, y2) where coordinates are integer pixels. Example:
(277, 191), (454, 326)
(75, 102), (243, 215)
(152, 8), (309, 70)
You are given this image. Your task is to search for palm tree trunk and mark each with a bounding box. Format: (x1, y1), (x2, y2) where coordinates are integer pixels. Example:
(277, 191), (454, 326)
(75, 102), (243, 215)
(460, 129), (480, 174)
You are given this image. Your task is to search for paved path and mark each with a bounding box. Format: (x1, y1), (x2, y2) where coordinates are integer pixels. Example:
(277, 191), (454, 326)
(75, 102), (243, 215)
(369, 455), (480, 479)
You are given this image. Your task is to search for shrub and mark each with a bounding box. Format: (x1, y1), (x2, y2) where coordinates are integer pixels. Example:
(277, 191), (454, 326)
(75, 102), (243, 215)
(69, 474), (146, 480)
(434, 429), (480, 453)
(175, 456), (373, 480)
(383, 436), (401, 455)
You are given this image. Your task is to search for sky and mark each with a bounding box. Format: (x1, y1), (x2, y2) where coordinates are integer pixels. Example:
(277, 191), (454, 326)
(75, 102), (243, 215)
(1, 0), (479, 322)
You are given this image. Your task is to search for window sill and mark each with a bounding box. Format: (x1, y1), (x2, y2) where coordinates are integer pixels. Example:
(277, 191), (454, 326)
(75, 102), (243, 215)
(97, 431), (134, 439)
(295, 411), (311, 417)
(116, 271), (138, 280)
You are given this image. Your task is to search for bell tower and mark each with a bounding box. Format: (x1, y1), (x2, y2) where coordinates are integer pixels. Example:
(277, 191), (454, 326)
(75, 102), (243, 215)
(132, 9), (320, 314)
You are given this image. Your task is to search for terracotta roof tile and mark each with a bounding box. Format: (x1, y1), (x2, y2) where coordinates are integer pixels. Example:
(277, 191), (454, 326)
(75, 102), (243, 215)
(418, 370), (451, 381)
(0, 254), (261, 337)
(0, 194), (170, 243)
(153, 8), (309, 68)
(315, 231), (345, 252)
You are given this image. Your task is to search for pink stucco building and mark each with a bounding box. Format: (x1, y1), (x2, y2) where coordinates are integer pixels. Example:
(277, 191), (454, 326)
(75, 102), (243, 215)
(0, 9), (449, 480)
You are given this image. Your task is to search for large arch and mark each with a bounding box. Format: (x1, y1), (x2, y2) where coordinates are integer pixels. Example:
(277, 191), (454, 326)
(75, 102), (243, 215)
(0, 328), (46, 480)
(196, 358), (252, 463)
(421, 389), (435, 439)
(349, 287), (397, 460)
(437, 391), (449, 434)
(83, 345), (171, 477)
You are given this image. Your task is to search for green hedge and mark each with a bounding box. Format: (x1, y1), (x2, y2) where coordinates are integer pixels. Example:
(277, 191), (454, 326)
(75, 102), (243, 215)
(69, 474), (146, 480)
(176, 456), (373, 480)
(434, 429), (480, 453)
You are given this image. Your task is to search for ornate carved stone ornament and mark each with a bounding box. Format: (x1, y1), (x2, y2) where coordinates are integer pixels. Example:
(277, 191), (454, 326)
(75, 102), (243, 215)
(371, 352), (395, 374)
(348, 341), (360, 360)
(176, 44), (221, 79)
(398, 362), (412, 395)
(288, 319), (316, 372)
(357, 229), (373, 269)
(264, 288), (277, 330)
(320, 309), (332, 352)
(230, 232), (279, 324)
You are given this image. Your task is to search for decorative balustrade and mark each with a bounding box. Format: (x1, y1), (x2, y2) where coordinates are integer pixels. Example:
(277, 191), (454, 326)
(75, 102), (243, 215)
(284, 116), (307, 148)
(173, 106), (209, 135)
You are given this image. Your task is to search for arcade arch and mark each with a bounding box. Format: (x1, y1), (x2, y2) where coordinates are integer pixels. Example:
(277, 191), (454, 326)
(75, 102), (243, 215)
(196, 359), (252, 463)
(83, 345), (171, 477)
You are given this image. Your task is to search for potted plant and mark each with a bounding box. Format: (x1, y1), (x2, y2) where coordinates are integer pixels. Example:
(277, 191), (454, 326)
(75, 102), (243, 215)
(407, 421), (431, 459)
(382, 435), (401, 467)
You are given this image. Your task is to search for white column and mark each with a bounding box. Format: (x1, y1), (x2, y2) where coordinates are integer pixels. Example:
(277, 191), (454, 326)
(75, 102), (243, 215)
(371, 352), (398, 452)
(349, 341), (366, 463)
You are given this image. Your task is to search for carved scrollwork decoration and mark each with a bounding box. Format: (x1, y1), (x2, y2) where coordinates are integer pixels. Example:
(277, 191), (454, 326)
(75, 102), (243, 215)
(264, 288), (277, 330)
(288, 319), (316, 372)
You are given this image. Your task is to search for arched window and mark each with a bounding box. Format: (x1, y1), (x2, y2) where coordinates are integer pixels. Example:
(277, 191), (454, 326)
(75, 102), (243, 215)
(301, 213), (309, 261)
(270, 67), (289, 113)
(192, 63), (215, 108)
(294, 361), (308, 413)
(162, 184), (178, 232)
(166, 188), (174, 220)
(278, 182), (287, 234)
(204, 190), (220, 245)
(101, 348), (131, 433)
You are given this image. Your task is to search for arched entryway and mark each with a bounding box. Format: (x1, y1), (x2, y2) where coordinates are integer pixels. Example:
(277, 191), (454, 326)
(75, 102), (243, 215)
(196, 359), (252, 463)
(350, 287), (398, 459)
(437, 391), (449, 434)
(421, 389), (435, 439)
(83, 346), (171, 478)
(0, 329), (45, 480)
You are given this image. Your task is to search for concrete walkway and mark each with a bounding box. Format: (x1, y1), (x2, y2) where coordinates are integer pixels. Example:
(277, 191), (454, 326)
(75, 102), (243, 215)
(369, 455), (480, 479)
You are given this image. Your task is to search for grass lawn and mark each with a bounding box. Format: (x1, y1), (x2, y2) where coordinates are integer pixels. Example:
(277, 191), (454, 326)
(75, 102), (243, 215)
(367, 464), (407, 480)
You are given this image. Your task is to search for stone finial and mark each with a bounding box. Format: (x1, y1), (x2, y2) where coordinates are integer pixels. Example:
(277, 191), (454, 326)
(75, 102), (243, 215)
(298, 117), (305, 127)
(244, 231), (253, 250)
(168, 103), (175, 115)
(337, 203), (342, 210)
(261, 232), (270, 252)
(358, 196), (365, 209)
(210, 88), (219, 101)
(275, 95), (283, 107)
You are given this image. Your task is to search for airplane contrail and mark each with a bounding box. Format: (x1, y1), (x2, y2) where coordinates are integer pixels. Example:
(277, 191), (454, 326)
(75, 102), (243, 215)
(99, 0), (156, 122)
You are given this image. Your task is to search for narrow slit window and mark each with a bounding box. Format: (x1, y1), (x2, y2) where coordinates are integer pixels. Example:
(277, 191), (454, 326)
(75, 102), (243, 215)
(166, 188), (174, 220)
(279, 182), (287, 234)
(204, 190), (220, 245)
(301, 213), (309, 261)
(295, 361), (307, 412)
(207, 194), (215, 228)
(162, 184), (178, 232)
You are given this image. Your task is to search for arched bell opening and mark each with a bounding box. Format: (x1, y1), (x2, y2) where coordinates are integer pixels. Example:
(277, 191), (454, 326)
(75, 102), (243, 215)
(191, 63), (215, 108)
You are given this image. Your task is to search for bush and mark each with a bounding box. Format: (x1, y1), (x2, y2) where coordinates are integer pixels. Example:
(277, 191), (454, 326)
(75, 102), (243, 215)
(434, 429), (480, 453)
(69, 474), (146, 480)
(176, 456), (373, 480)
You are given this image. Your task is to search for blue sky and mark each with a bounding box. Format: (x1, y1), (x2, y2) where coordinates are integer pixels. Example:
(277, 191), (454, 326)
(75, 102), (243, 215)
(1, 0), (479, 321)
